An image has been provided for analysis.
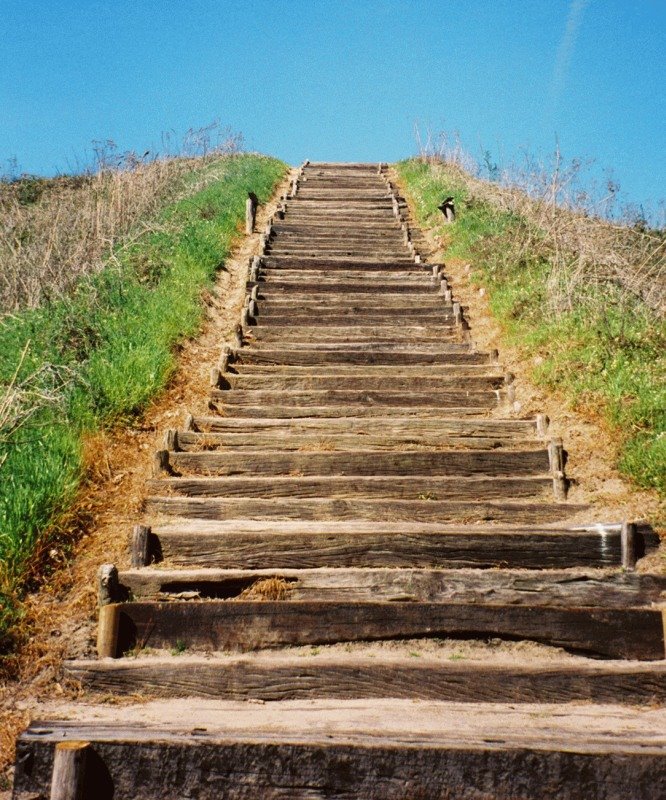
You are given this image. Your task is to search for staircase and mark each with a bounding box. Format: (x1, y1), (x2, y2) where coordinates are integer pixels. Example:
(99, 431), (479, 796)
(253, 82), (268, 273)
(12, 163), (665, 800)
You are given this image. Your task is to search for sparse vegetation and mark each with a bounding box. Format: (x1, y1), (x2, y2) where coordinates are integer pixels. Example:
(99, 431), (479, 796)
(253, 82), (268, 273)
(0, 146), (286, 658)
(397, 143), (665, 497)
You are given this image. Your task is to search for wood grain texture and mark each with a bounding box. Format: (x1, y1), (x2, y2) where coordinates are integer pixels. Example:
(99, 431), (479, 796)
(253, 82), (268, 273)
(115, 567), (666, 607)
(107, 600), (665, 659)
(142, 516), (625, 568)
(146, 475), (552, 501)
(65, 655), (666, 704)
(209, 388), (499, 408)
(167, 448), (550, 477)
(15, 717), (666, 800)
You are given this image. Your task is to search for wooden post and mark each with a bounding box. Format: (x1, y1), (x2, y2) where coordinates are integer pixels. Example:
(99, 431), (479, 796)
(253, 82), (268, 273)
(97, 604), (120, 658)
(152, 449), (170, 478)
(233, 324), (243, 349)
(50, 741), (90, 800)
(621, 522), (637, 570)
(219, 347), (230, 373)
(131, 524), (151, 567)
(183, 413), (195, 431)
(536, 414), (550, 437)
(98, 564), (118, 607)
(489, 349), (499, 364)
(548, 439), (567, 501)
(164, 429), (179, 451)
(453, 301), (463, 326)
(245, 195), (257, 234)
(210, 367), (222, 389)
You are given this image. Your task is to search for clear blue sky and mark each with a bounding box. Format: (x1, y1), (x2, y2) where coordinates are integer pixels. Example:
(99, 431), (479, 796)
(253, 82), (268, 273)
(1, 0), (664, 214)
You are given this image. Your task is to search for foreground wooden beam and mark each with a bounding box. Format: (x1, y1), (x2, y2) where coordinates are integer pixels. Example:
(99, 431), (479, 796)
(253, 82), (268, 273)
(66, 654), (666, 705)
(103, 600), (665, 660)
(14, 709), (666, 800)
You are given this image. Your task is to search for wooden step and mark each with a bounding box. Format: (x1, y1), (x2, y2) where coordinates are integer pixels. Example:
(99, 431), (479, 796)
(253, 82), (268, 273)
(93, 599), (664, 659)
(176, 431), (533, 452)
(208, 388), (501, 409)
(251, 280), (437, 293)
(166, 447), (549, 477)
(147, 474), (553, 501)
(139, 519), (641, 569)
(16, 703), (666, 799)
(253, 291), (446, 306)
(207, 403), (493, 419)
(110, 567), (666, 607)
(188, 414), (538, 441)
(146, 495), (580, 523)
(226, 366), (507, 379)
(217, 373), (504, 390)
(245, 326), (461, 344)
(231, 349), (488, 366)
(66, 651), (666, 704)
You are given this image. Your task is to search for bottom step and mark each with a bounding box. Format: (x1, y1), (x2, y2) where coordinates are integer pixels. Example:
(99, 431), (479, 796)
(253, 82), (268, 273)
(15, 700), (666, 800)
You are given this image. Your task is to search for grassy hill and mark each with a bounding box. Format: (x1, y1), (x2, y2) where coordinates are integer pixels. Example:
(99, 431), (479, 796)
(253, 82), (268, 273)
(397, 157), (665, 501)
(0, 151), (286, 659)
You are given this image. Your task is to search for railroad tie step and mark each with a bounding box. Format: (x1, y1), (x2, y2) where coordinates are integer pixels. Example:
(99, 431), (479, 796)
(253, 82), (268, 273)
(16, 704), (666, 800)
(128, 520), (657, 570)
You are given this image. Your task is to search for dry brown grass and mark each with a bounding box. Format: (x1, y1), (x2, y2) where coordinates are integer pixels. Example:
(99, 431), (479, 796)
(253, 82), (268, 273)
(0, 127), (243, 312)
(415, 129), (665, 317)
(238, 577), (292, 602)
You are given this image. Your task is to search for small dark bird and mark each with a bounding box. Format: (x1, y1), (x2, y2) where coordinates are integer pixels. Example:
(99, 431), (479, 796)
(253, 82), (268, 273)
(438, 196), (456, 222)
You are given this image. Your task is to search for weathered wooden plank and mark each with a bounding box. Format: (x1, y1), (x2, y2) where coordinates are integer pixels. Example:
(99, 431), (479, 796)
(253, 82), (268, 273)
(245, 324), (456, 346)
(255, 299), (454, 312)
(146, 475), (552, 501)
(252, 314), (459, 327)
(209, 388), (499, 409)
(99, 600), (666, 659)
(258, 257), (419, 268)
(167, 448), (549, 477)
(245, 330), (461, 346)
(226, 365), (507, 378)
(15, 709), (666, 800)
(176, 431), (538, 451)
(260, 256), (416, 268)
(145, 511), (625, 567)
(114, 567), (666, 607)
(208, 403), (490, 419)
(232, 349), (489, 366)
(65, 654), (666, 704)
(218, 374), (503, 391)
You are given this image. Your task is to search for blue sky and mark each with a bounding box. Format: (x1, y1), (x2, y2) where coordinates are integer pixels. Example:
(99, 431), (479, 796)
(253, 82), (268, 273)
(1, 0), (664, 214)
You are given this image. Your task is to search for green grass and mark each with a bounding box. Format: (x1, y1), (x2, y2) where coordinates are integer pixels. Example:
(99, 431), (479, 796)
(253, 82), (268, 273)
(0, 153), (286, 656)
(397, 158), (666, 497)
